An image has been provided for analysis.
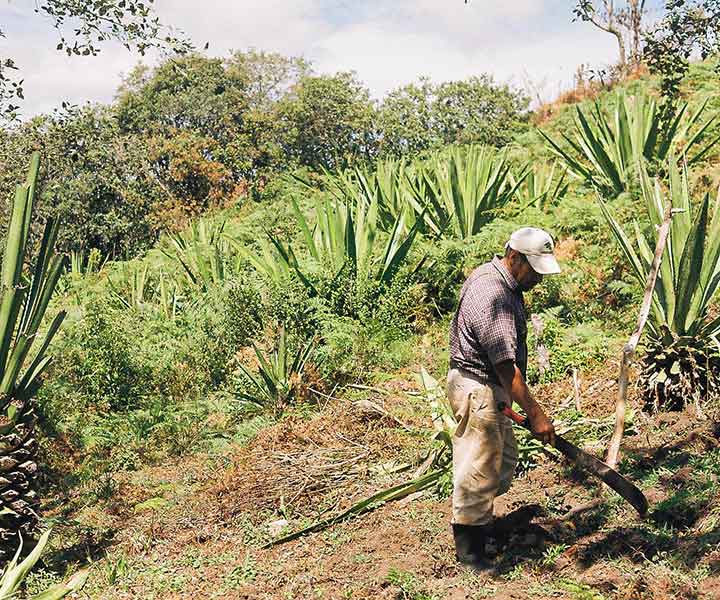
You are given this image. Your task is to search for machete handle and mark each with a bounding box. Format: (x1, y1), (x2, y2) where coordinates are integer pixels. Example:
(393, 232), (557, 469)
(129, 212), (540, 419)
(497, 401), (530, 429)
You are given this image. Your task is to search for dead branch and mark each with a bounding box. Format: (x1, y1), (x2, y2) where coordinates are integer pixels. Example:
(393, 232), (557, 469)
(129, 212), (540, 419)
(605, 199), (674, 469)
(540, 498), (604, 523)
(573, 368), (582, 412)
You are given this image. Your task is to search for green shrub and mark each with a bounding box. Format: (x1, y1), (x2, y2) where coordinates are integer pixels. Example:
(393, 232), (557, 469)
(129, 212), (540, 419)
(265, 274), (319, 338)
(526, 311), (617, 384)
(223, 279), (264, 347)
(367, 269), (430, 334)
(43, 301), (154, 414)
(315, 314), (413, 384)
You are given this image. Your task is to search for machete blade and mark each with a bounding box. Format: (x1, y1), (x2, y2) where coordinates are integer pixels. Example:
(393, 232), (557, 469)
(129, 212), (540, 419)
(554, 435), (648, 516)
(498, 402), (648, 516)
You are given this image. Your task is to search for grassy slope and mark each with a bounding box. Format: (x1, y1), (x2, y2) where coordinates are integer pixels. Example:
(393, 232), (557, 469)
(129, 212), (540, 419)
(31, 63), (720, 599)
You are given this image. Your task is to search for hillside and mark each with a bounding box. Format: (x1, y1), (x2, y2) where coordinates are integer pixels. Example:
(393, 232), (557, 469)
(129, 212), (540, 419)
(16, 61), (720, 600)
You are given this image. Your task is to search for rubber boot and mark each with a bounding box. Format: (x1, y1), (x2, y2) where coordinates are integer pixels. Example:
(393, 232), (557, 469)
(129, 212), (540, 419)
(452, 523), (494, 572)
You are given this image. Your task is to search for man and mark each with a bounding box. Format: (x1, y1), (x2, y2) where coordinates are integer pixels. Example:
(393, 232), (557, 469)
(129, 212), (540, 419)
(447, 226), (561, 569)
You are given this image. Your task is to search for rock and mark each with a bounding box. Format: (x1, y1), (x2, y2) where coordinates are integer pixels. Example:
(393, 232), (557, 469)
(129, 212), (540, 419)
(268, 519), (289, 537)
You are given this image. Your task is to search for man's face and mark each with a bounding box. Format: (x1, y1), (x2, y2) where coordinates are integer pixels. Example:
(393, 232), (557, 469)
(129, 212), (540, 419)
(510, 251), (544, 291)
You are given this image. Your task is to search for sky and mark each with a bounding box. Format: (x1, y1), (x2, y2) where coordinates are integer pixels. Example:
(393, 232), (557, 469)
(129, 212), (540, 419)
(0, 0), (665, 118)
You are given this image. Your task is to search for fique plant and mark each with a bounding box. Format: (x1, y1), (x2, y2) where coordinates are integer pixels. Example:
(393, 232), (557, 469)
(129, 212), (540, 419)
(510, 160), (569, 209)
(410, 145), (526, 239)
(542, 91), (719, 197)
(600, 157), (720, 408)
(0, 153), (66, 556)
(236, 328), (314, 414)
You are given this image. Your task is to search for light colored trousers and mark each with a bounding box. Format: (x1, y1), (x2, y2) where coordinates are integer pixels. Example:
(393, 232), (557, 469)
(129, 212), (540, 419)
(447, 367), (519, 525)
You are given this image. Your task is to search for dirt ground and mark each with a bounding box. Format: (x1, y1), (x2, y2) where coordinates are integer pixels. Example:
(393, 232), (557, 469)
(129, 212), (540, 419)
(46, 365), (720, 599)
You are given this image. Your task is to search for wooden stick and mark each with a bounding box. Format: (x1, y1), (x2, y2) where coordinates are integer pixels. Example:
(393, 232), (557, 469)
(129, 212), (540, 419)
(605, 200), (674, 469)
(573, 368), (581, 412)
(540, 498), (604, 523)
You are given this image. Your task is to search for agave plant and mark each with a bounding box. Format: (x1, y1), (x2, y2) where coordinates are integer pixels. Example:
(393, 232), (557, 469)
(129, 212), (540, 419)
(163, 217), (240, 290)
(510, 160), (569, 210)
(542, 91), (719, 197)
(237, 328), (314, 415)
(247, 192), (423, 297)
(0, 153), (66, 557)
(321, 157), (418, 233)
(409, 145), (527, 239)
(599, 158), (720, 409)
(68, 248), (104, 276)
(0, 529), (88, 599)
(107, 263), (153, 311)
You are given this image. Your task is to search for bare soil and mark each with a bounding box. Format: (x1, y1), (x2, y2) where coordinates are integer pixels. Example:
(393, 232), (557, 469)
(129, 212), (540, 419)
(47, 366), (720, 599)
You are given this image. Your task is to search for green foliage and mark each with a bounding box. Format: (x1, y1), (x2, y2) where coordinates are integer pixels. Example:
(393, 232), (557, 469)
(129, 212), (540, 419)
(0, 529), (88, 599)
(542, 91), (718, 196)
(48, 302), (152, 412)
(415, 145), (526, 240)
(236, 328), (315, 414)
(541, 543), (569, 567)
(377, 76), (529, 156)
(515, 426), (545, 474)
(275, 72), (377, 170)
(644, 1), (720, 116)
(162, 218), (239, 290)
(315, 314), (413, 384)
(601, 159), (720, 340)
(385, 568), (438, 600)
(527, 311), (614, 385)
(510, 160), (569, 209)
(601, 158), (720, 407)
(252, 188), (424, 317)
(0, 152), (66, 405)
(0, 106), (161, 257)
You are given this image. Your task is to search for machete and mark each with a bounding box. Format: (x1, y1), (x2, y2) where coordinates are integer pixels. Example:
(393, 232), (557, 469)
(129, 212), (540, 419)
(498, 401), (648, 516)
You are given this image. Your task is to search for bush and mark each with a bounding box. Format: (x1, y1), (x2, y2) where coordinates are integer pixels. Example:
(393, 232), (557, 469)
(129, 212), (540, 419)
(315, 313), (413, 385)
(43, 301), (154, 414)
(526, 311), (616, 385)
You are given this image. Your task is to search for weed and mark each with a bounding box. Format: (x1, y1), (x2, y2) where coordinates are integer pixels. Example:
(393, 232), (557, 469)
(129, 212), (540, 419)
(541, 543), (569, 567)
(385, 568), (438, 600)
(23, 568), (63, 596)
(226, 552), (258, 588)
(502, 563), (525, 581)
(104, 555), (130, 585)
(555, 578), (606, 600)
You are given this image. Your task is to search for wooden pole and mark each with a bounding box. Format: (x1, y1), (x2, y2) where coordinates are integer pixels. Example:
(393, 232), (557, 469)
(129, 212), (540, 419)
(605, 200), (675, 469)
(573, 368), (581, 412)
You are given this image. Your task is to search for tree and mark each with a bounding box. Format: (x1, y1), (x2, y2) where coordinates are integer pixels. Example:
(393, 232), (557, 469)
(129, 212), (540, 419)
(274, 72), (378, 170)
(0, 106), (162, 258)
(0, 0), (191, 119)
(644, 0), (720, 118)
(226, 50), (311, 111)
(377, 76), (528, 156)
(573, 1), (649, 69)
(116, 52), (304, 195)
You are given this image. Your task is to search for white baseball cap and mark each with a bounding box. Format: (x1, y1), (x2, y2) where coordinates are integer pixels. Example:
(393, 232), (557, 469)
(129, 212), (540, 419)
(506, 227), (562, 275)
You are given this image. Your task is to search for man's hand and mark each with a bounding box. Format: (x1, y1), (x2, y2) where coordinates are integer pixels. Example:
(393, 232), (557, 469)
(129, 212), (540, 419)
(527, 407), (555, 446)
(496, 359), (555, 446)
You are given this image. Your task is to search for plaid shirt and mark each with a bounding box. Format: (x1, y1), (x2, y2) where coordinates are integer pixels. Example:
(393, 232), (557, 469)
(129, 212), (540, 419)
(449, 256), (528, 385)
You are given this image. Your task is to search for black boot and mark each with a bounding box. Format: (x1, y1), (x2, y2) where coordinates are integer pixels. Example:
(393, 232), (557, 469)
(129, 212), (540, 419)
(452, 523), (494, 572)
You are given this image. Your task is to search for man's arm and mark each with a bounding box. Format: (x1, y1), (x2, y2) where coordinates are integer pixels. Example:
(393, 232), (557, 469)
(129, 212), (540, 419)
(495, 359), (555, 445)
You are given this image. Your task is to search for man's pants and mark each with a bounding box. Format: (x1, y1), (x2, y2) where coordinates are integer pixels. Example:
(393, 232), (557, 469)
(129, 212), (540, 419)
(447, 367), (519, 525)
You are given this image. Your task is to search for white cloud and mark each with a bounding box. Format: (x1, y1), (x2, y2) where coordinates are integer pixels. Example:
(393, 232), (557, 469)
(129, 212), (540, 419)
(0, 0), (621, 117)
